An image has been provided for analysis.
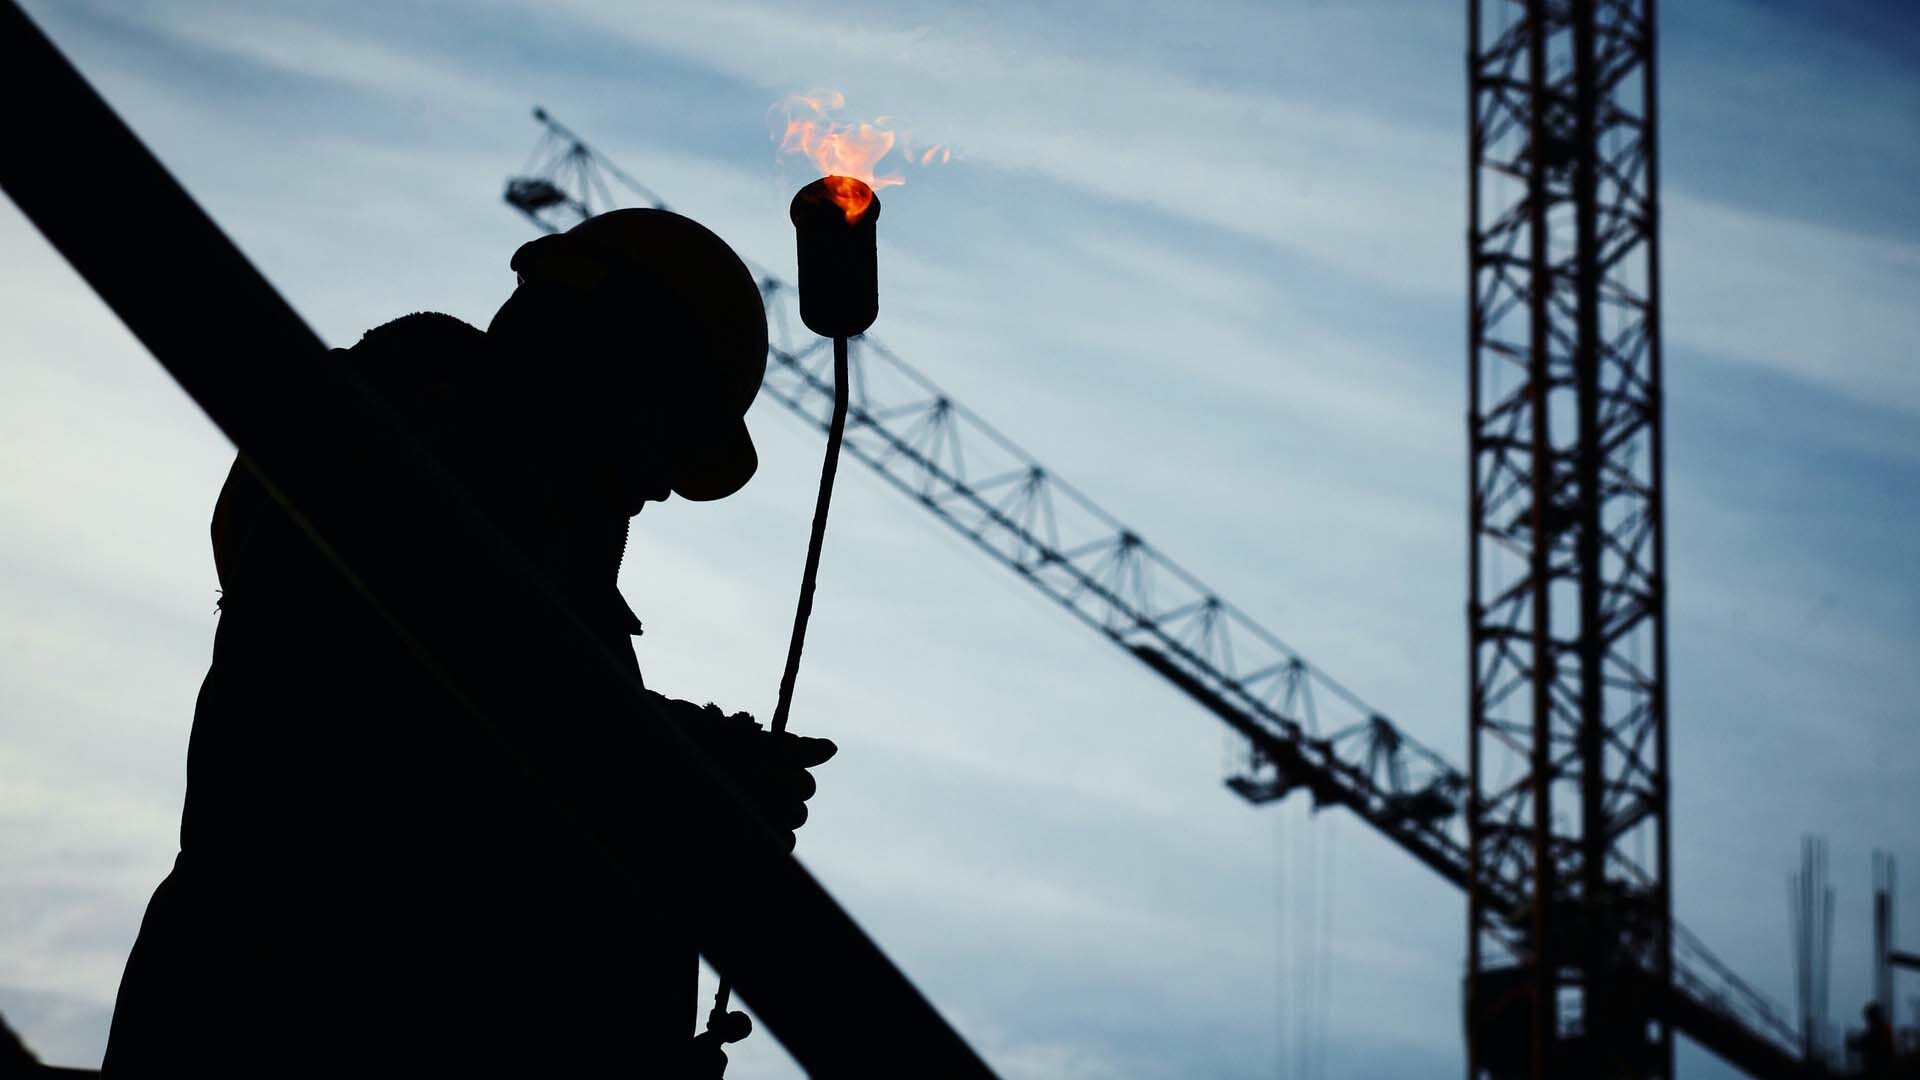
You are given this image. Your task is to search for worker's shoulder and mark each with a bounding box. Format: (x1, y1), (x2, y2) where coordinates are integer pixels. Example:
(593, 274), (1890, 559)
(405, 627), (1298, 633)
(349, 311), (489, 358)
(340, 312), (497, 427)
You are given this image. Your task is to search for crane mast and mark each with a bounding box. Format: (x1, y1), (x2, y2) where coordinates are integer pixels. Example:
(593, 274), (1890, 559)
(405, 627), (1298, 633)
(505, 93), (1799, 1075)
(1467, 1), (1675, 1075)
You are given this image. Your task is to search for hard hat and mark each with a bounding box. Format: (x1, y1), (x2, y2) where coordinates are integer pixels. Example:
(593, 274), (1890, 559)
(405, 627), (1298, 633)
(510, 208), (768, 502)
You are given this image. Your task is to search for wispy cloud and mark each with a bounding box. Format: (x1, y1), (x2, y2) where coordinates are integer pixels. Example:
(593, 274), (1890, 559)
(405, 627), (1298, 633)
(99, 0), (521, 111)
(1667, 192), (1920, 411)
(549, 0), (1920, 420)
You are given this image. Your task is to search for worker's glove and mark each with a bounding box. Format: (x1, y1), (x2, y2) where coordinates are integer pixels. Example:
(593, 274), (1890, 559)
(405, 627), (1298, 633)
(654, 696), (837, 852)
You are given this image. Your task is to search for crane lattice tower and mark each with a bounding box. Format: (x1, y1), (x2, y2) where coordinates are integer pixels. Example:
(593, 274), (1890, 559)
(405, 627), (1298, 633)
(1466, 0), (1671, 1076)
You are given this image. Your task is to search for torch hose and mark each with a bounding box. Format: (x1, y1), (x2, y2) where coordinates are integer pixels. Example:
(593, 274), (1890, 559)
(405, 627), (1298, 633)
(708, 332), (852, 1033)
(769, 333), (852, 736)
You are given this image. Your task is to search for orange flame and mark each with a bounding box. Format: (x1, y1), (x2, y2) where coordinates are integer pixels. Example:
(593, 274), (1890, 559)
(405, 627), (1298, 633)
(773, 91), (950, 222)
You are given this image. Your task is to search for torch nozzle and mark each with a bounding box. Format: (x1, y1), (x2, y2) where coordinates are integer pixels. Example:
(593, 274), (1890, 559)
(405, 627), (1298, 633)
(790, 177), (879, 338)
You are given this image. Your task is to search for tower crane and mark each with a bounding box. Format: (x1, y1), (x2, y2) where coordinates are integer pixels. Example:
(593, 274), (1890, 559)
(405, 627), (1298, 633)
(504, 97), (1802, 1076)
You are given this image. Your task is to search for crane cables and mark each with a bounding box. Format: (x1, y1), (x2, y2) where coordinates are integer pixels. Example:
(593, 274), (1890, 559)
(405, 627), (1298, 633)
(1277, 805), (1339, 1080)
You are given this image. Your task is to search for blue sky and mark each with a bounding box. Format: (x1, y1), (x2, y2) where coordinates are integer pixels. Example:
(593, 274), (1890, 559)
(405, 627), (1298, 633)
(1, 1), (1916, 1076)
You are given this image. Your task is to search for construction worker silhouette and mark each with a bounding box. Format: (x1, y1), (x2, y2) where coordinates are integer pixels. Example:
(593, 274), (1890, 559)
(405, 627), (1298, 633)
(101, 209), (833, 1076)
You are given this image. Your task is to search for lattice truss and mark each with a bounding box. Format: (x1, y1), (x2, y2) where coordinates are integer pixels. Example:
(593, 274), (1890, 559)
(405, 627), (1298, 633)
(1467, 0), (1793, 1065)
(1469, 0), (1665, 950)
(506, 99), (1796, 1063)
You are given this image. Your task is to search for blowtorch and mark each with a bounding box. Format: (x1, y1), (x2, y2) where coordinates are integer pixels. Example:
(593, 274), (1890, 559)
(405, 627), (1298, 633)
(698, 175), (880, 1061)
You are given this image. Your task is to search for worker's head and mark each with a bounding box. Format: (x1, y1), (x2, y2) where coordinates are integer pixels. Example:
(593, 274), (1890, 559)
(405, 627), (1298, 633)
(490, 208), (768, 514)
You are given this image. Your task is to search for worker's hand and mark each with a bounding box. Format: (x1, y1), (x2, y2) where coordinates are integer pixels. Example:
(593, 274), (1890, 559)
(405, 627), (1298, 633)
(663, 698), (837, 852)
(738, 725), (837, 852)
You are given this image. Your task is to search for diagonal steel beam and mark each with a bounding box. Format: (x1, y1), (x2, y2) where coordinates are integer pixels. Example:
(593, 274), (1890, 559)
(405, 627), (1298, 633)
(0, 4), (995, 1074)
